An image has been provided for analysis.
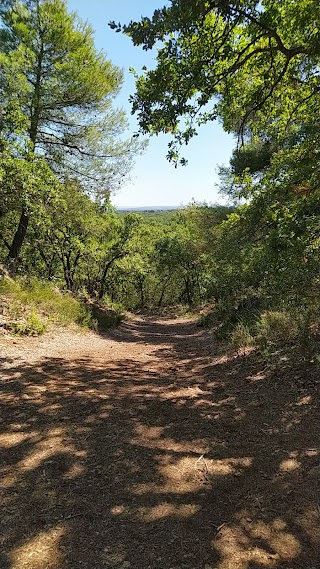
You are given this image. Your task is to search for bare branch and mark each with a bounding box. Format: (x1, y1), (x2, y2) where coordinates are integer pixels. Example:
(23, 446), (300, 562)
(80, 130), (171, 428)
(37, 133), (115, 159)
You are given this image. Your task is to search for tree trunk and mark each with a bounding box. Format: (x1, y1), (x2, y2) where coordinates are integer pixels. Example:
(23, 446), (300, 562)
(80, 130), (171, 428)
(139, 281), (145, 307)
(185, 277), (192, 305)
(6, 210), (29, 273)
(158, 276), (170, 308)
(98, 252), (128, 300)
(137, 275), (145, 307)
(98, 259), (115, 300)
(62, 251), (78, 291)
(6, 37), (44, 273)
(39, 248), (57, 279)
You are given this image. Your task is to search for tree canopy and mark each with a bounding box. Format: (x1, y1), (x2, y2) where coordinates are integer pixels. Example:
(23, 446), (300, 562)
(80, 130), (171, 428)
(0, 0), (142, 268)
(112, 0), (320, 163)
(1, 0), (139, 191)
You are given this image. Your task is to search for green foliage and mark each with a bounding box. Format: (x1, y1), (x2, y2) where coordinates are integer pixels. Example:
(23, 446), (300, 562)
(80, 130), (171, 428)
(1, 0), (129, 176)
(114, 0), (320, 164)
(0, 0), (143, 267)
(1, 0), (318, 358)
(112, 0), (319, 361)
(255, 311), (299, 351)
(87, 303), (123, 333)
(230, 323), (253, 352)
(7, 307), (46, 336)
(0, 275), (122, 332)
(1, 276), (82, 324)
(105, 204), (231, 310)
(229, 138), (275, 176)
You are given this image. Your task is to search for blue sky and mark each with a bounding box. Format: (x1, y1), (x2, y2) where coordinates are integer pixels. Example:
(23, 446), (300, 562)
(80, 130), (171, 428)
(68, 0), (235, 207)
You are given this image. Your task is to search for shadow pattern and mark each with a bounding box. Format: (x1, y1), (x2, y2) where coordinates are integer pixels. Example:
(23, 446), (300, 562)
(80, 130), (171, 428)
(0, 318), (320, 569)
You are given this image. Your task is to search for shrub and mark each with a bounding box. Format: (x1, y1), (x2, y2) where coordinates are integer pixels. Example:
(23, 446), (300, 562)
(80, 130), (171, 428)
(8, 309), (46, 336)
(0, 276), (122, 333)
(256, 310), (299, 350)
(86, 304), (123, 332)
(230, 322), (253, 351)
(198, 310), (216, 328)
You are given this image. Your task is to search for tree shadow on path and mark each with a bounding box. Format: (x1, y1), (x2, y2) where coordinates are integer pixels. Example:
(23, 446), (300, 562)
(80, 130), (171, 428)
(0, 318), (319, 569)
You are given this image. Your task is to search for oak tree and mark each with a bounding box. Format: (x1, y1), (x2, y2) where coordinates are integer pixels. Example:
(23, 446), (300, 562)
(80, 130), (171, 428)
(112, 0), (320, 163)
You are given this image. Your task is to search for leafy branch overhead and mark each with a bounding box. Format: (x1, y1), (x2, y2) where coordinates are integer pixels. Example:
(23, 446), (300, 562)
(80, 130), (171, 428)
(111, 0), (320, 163)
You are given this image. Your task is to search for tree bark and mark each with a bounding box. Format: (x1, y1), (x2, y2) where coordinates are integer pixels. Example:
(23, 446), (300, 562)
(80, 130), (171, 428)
(158, 276), (170, 308)
(98, 252), (128, 300)
(6, 210), (29, 273)
(137, 276), (145, 307)
(6, 34), (44, 271)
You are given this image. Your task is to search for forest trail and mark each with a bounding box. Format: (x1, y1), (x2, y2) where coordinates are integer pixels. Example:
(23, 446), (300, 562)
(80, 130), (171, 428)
(0, 317), (319, 569)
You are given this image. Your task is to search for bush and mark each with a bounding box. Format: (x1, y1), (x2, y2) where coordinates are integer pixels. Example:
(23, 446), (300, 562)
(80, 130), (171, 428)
(230, 322), (253, 351)
(8, 309), (46, 336)
(85, 304), (123, 332)
(256, 310), (299, 350)
(198, 310), (216, 328)
(101, 294), (125, 314)
(0, 276), (122, 334)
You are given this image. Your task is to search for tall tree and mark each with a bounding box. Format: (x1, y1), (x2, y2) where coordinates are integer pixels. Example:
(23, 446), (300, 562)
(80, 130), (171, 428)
(0, 0), (140, 269)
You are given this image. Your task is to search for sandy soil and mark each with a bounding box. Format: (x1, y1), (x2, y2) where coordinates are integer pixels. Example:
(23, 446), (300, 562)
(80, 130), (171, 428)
(0, 316), (319, 569)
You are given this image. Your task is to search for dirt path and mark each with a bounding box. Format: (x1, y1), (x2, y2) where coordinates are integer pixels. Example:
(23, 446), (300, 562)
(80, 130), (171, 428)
(0, 317), (319, 569)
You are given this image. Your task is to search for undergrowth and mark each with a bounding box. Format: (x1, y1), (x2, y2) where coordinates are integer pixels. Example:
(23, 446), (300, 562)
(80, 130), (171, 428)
(136, 304), (198, 318)
(7, 308), (47, 336)
(0, 277), (123, 336)
(199, 304), (319, 360)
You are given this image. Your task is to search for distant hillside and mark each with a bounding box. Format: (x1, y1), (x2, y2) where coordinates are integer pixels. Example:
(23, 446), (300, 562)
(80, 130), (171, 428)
(116, 205), (182, 212)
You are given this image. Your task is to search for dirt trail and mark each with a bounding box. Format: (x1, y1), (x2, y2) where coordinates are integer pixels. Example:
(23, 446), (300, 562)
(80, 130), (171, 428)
(0, 317), (319, 569)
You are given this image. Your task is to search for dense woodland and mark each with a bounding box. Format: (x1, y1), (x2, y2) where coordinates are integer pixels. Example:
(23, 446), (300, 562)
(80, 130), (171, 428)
(1, 0), (320, 351)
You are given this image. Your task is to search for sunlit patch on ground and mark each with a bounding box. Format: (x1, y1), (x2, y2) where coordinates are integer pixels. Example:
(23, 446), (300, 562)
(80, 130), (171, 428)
(213, 518), (300, 569)
(296, 507), (320, 542)
(0, 432), (32, 448)
(246, 371), (266, 382)
(131, 422), (209, 454)
(101, 545), (129, 567)
(132, 454), (253, 495)
(10, 526), (65, 569)
(137, 501), (200, 521)
(296, 395), (312, 406)
(0, 317), (319, 568)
